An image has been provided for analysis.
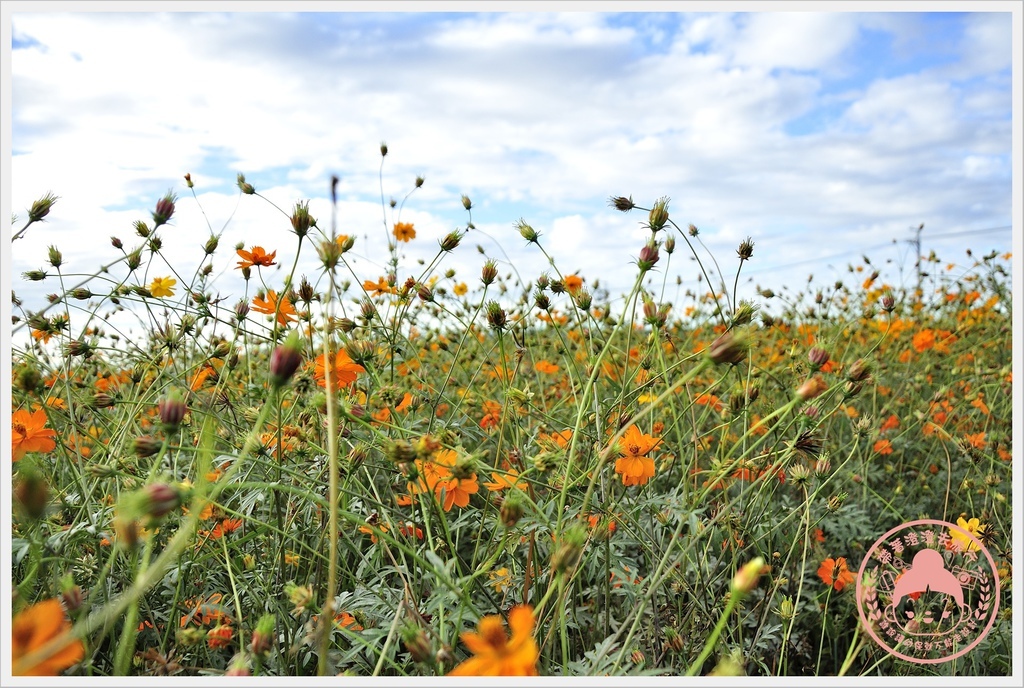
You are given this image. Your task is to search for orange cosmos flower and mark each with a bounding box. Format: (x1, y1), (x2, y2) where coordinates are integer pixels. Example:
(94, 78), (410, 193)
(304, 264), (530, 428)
(393, 222), (416, 242)
(534, 360), (559, 374)
(912, 329), (935, 353)
(12, 599), (85, 676)
(563, 274), (583, 294)
(12, 408), (57, 462)
(251, 290), (297, 327)
(448, 605), (539, 676)
(483, 468), (527, 492)
(615, 425), (660, 487)
(817, 556), (855, 592)
(313, 349), (365, 389)
(236, 246), (277, 270)
(206, 624), (233, 649)
(363, 277), (396, 297)
(872, 439), (894, 455)
(538, 429), (573, 450)
(434, 449), (479, 511)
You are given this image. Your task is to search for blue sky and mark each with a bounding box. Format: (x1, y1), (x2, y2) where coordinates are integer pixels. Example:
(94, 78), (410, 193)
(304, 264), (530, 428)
(4, 8), (1017, 344)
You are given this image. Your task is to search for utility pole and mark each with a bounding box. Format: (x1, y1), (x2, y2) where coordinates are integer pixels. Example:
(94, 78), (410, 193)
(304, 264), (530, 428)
(908, 222), (924, 302)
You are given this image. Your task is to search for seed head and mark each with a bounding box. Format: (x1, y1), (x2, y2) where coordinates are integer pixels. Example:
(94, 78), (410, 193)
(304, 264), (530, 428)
(609, 195), (635, 212)
(737, 237), (754, 261)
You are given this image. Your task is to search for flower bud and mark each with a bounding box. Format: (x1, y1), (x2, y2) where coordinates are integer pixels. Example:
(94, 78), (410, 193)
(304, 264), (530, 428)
(290, 200), (314, 238)
(461, 194), (472, 210)
(516, 219), (539, 243)
(807, 347), (830, 370)
(203, 235), (219, 255)
(481, 260), (498, 286)
(731, 556), (768, 594)
(250, 615), (275, 655)
(152, 192), (176, 227)
(47, 245), (63, 268)
(60, 579), (85, 613)
(184, 172), (194, 188)
(485, 301), (507, 332)
(708, 330), (748, 365)
(23, 269), (48, 281)
(847, 358), (871, 382)
(237, 173), (255, 195)
(439, 231), (462, 252)
(270, 331), (304, 388)
(380, 141), (388, 157)
(133, 435), (162, 458)
(551, 525), (586, 575)
(156, 392), (186, 428)
(402, 626), (434, 664)
(15, 461), (49, 520)
(142, 482), (182, 519)
(92, 392), (115, 409)
(638, 241), (660, 271)
(648, 197), (669, 232)
(796, 375), (828, 401)
(28, 192), (59, 223)
(500, 492), (525, 528)
(664, 235), (676, 254)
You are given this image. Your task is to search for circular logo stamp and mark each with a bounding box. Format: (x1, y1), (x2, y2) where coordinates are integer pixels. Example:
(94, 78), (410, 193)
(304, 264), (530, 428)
(856, 519), (999, 664)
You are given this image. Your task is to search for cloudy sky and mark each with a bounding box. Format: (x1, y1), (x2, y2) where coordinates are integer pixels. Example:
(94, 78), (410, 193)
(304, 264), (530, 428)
(5, 7), (1017, 343)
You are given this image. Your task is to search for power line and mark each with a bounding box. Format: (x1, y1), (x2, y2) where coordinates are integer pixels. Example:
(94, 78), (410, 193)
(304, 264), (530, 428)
(744, 225), (1012, 275)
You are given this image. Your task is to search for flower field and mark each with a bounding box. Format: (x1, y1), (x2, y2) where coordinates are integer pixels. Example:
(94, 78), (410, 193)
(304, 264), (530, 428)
(9, 159), (1014, 679)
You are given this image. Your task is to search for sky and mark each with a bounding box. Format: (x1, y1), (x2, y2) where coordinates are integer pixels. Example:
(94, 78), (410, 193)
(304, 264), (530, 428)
(4, 6), (1018, 346)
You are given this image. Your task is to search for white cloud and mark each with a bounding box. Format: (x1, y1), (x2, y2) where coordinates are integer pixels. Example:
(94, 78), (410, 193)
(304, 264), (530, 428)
(7, 10), (1013, 336)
